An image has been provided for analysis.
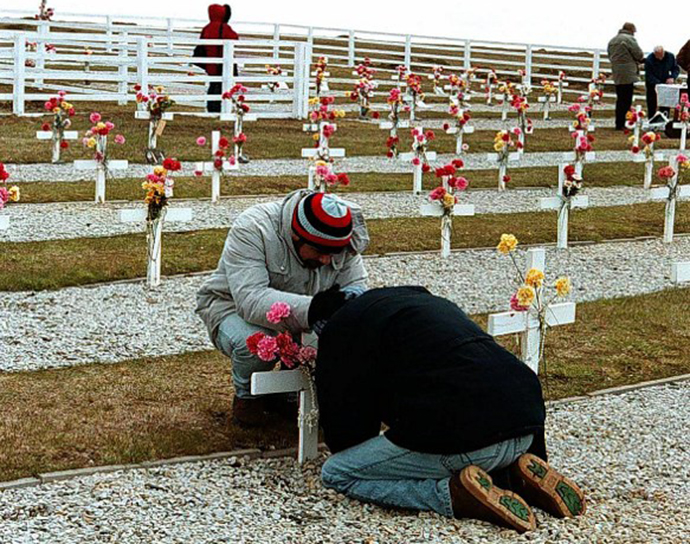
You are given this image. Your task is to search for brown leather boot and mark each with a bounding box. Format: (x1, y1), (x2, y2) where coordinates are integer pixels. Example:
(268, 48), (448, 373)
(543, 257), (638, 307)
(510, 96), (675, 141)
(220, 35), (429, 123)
(232, 396), (270, 428)
(450, 465), (536, 533)
(509, 453), (587, 518)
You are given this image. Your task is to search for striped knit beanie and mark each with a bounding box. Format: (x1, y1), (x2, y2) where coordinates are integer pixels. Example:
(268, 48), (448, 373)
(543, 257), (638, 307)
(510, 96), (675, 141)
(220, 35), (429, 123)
(292, 193), (353, 252)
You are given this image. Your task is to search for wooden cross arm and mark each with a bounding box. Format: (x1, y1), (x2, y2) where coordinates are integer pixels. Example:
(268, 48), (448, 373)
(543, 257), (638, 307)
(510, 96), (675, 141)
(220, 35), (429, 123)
(539, 195), (589, 210)
(487, 302), (576, 336)
(119, 207), (193, 223)
(561, 151), (595, 162)
(251, 369), (310, 395)
(672, 262), (690, 283)
(0, 216), (9, 230)
(420, 203), (475, 217)
(301, 148), (346, 158)
(74, 160), (129, 170)
(399, 152), (438, 161)
(633, 151), (665, 162)
(487, 152), (521, 162)
(134, 111), (174, 121)
(36, 131), (78, 139)
(220, 113), (259, 122)
(650, 185), (690, 200)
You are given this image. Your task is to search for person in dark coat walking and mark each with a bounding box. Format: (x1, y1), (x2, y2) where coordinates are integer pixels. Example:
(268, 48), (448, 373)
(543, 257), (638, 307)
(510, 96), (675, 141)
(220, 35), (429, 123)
(309, 286), (586, 533)
(645, 46), (679, 117)
(198, 4), (238, 113)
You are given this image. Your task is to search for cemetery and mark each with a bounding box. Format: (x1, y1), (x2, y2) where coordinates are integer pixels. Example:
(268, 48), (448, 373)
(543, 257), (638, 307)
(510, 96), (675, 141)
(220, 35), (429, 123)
(0, 4), (689, 542)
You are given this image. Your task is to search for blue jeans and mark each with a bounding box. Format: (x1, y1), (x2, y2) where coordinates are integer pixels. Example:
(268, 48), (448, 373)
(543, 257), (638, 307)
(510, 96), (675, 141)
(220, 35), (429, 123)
(321, 434), (533, 517)
(216, 313), (274, 399)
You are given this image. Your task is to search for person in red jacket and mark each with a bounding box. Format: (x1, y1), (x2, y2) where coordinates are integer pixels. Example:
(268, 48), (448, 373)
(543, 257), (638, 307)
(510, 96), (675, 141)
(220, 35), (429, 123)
(198, 4), (239, 113)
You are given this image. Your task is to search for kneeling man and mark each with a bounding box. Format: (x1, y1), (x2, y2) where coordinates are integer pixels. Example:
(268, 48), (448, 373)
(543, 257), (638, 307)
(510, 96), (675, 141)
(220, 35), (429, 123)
(312, 286), (585, 533)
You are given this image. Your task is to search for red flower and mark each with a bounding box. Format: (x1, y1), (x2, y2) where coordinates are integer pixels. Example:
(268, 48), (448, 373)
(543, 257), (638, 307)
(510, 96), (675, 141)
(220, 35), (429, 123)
(233, 133), (247, 144)
(218, 137), (230, 149)
(502, 133), (510, 142)
(503, 175), (511, 183)
(336, 172), (350, 186)
(60, 141), (69, 149)
(422, 163), (431, 173)
(631, 145), (640, 154)
(350, 92), (358, 101)
(372, 111), (380, 119)
(429, 186), (447, 200)
(425, 130), (436, 141)
(451, 159), (464, 169)
(246, 332), (265, 355)
(215, 150), (225, 157)
(516, 141), (524, 149)
(213, 158), (223, 169)
(564, 164), (576, 176)
(442, 122), (450, 131)
(41, 123), (51, 131)
(386, 150), (394, 158)
(163, 157), (182, 171)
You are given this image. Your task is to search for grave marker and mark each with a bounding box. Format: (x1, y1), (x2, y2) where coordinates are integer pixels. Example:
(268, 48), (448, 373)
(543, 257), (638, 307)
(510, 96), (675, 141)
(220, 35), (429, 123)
(195, 131), (238, 202)
(74, 151), (129, 204)
(36, 129), (78, 163)
(399, 127), (437, 194)
(671, 262), (690, 283)
(650, 156), (690, 243)
(539, 165), (589, 248)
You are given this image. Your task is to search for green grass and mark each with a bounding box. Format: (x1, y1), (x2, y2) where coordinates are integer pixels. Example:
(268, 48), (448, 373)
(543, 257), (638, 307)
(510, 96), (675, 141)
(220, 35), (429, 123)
(3, 201), (689, 292)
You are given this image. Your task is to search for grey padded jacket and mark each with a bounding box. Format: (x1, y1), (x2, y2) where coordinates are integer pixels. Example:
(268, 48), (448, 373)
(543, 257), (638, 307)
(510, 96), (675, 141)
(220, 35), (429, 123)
(607, 30), (644, 85)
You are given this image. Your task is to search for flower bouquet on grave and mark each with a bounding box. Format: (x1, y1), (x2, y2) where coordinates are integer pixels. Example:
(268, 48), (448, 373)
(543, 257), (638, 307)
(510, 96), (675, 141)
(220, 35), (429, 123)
(306, 96), (345, 161)
(572, 131), (594, 174)
(427, 161), (469, 253)
(246, 302), (320, 427)
(311, 161), (351, 193)
(497, 233), (573, 368)
(484, 69), (498, 104)
(676, 94), (690, 124)
(385, 87), (405, 158)
(430, 65), (446, 96)
(625, 106), (646, 150)
(580, 73), (606, 117)
(194, 133), (237, 177)
(314, 56), (329, 96)
(350, 77), (379, 119)
(512, 95), (533, 147)
(82, 113), (125, 178)
(265, 64), (284, 93)
(658, 153), (690, 197)
(405, 73), (426, 120)
(40, 91), (76, 163)
(410, 127), (435, 173)
(640, 131), (661, 159)
(540, 79), (557, 118)
(443, 105), (472, 153)
(517, 69), (531, 93)
(223, 84), (252, 162)
(568, 103), (592, 133)
(135, 84), (175, 162)
(493, 128), (522, 189)
(0, 163), (20, 211)
(35, 0), (54, 20)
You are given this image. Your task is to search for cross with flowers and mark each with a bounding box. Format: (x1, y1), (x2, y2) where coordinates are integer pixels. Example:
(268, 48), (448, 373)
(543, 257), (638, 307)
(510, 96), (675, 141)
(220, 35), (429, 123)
(625, 105), (645, 151)
(488, 239), (576, 375)
(484, 69), (498, 105)
(391, 65), (408, 90)
(302, 96), (346, 162)
(564, 104), (596, 177)
(511, 95), (533, 152)
(219, 84), (256, 165)
(312, 56), (330, 96)
(350, 58), (379, 119)
(488, 129), (522, 191)
(264, 64), (288, 94)
(443, 104), (474, 155)
(404, 72), (426, 122)
(420, 161), (475, 258)
(429, 65), (447, 96)
(36, 91), (77, 163)
(247, 303), (320, 464)
(380, 88), (410, 158)
(308, 162), (351, 193)
(495, 81), (517, 122)
(119, 158), (192, 288)
(579, 74), (605, 125)
(538, 80), (558, 120)
(0, 162), (20, 230)
(399, 127), (437, 194)
(539, 164), (589, 249)
(672, 94), (690, 151)
(632, 131), (664, 189)
(556, 71), (569, 104)
(651, 154), (690, 243)
(194, 131), (238, 202)
(74, 112), (127, 203)
(133, 84), (175, 162)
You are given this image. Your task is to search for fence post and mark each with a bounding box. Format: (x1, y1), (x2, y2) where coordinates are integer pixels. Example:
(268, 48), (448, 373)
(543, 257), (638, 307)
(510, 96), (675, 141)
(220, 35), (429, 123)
(106, 15), (113, 53)
(404, 35), (412, 69)
(348, 30), (355, 66)
(525, 44), (533, 87)
(36, 22), (48, 89)
(136, 38), (149, 93)
(221, 41), (235, 115)
(166, 18), (174, 56)
(13, 33), (26, 116)
(464, 40), (471, 70)
(273, 24), (280, 58)
(307, 26), (314, 62)
(592, 49), (601, 78)
(292, 43), (309, 119)
(118, 33), (129, 106)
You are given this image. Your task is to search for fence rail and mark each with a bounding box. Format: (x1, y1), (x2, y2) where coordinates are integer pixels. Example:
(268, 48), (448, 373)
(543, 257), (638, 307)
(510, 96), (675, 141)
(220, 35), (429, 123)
(0, 9), (686, 117)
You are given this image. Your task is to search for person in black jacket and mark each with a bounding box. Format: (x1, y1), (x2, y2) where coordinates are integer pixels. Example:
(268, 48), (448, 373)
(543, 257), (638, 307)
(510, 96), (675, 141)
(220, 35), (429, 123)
(309, 286), (586, 533)
(645, 46), (680, 116)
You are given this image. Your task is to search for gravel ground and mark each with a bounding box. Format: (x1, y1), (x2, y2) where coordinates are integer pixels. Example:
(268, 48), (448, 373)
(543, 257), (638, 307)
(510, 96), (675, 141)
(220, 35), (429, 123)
(0, 185), (661, 243)
(0, 382), (686, 543)
(3, 150), (635, 182)
(2, 237), (690, 373)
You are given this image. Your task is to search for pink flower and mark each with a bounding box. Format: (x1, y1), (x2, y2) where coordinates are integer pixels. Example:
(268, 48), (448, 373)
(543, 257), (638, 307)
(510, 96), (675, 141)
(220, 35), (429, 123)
(57, 90), (66, 97)
(105, 121), (115, 130)
(276, 332), (300, 368)
(228, 155), (237, 166)
(266, 302), (291, 324)
(677, 154), (689, 163)
(256, 336), (279, 362)
(429, 186), (447, 200)
(298, 346), (318, 365)
(114, 134), (125, 145)
(196, 136), (207, 146)
(510, 293), (529, 312)
(89, 112), (101, 124)
(454, 176), (469, 191)
(246, 332), (265, 355)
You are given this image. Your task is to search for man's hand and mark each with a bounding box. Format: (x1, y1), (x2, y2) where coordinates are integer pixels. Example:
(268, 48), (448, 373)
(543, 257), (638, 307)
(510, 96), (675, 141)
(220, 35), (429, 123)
(308, 284), (347, 328)
(666, 78), (675, 84)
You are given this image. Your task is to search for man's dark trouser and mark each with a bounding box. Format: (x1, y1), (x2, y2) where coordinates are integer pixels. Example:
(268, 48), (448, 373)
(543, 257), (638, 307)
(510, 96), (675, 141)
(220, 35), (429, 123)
(646, 85), (658, 117)
(615, 84), (635, 129)
(207, 81), (223, 113)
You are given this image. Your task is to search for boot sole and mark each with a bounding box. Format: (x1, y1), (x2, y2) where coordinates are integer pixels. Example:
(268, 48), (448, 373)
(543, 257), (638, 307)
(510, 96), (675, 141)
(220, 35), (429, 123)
(515, 453), (587, 518)
(459, 466), (536, 533)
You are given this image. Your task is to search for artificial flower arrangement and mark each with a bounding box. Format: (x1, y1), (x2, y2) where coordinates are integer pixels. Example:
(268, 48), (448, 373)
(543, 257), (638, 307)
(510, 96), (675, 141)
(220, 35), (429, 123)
(497, 233), (573, 367)
(511, 94), (534, 139)
(394, 64), (408, 87)
(541, 80), (557, 99)
(637, 131), (661, 160)
(405, 72), (426, 118)
(484, 68), (498, 103)
(314, 56), (329, 96)
(443, 104), (472, 153)
(579, 73), (606, 115)
(658, 153), (690, 191)
(430, 65), (446, 95)
(193, 134), (237, 177)
(625, 107), (646, 151)
(409, 127), (435, 173)
(82, 112), (126, 174)
(306, 96), (346, 158)
(35, 0), (54, 20)
(675, 93), (690, 125)
(561, 164), (583, 199)
(494, 128), (522, 181)
(142, 157), (181, 221)
(568, 103), (592, 132)
(222, 83), (251, 158)
(40, 91), (75, 162)
(350, 77), (379, 119)
(134, 84), (175, 119)
(0, 163), (20, 210)
(385, 87), (405, 158)
(428, 160), (469, 212)
(311, 161), (351, 193)
(265, 64), (284, 92)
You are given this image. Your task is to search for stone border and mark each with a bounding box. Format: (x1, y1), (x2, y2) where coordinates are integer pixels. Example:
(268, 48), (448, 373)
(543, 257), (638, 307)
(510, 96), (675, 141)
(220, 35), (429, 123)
(1, 374), (688, 492)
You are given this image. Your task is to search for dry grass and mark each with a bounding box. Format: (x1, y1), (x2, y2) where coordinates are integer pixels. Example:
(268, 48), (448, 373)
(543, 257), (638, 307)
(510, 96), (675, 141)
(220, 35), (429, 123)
(1, 286), (688, 482)
(3, 201), (689, 292)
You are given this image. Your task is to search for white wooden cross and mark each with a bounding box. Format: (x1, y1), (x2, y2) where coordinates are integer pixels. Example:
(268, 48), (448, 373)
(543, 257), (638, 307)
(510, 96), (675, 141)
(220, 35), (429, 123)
(399, 128), (436, 194)
(563, 129), (596, 177)
(420, 186), (475, 258)
(196, 131), (239, 203)
(671, 262), (690, 283)
(36, 129), (78, 163)
(487, 248), (577, 374)
(119, 207), (193, 288)
(495, 94), (511, 121)
(0, 215), (9, 230)
(556, 79), (569, 104)
(538, 95), (556, 120)
(135, 110), (174, 151)
(649, 157), (690, 243)
(311, 69), (330, 95)
(447, 119), (475, 155)
(301, 122), (346, 160)
(539, 165), (589, 248)
(379, 118), (410, 140)
(487, 151), (521, 191)
(633, 148), (665, 190)
(250, 332), (320, 463)
(220, 111), (258, 162)
(673, 120), (689, 151)
(74, 148), (129, 203)
(628, 105), (644, 150)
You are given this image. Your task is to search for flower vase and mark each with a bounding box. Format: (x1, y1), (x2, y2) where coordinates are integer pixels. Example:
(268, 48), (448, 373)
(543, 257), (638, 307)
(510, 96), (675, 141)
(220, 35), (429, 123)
(441, 213), (452, 258)
(146, 207), (167, 288)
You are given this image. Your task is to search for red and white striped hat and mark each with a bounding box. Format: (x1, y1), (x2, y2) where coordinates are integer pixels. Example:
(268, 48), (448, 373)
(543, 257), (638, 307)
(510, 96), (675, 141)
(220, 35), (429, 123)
(292, 193), (353, 252)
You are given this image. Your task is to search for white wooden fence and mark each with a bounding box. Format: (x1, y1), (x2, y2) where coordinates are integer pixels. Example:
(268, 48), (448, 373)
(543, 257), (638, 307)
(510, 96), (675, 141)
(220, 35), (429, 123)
(0, 9), (685, 117)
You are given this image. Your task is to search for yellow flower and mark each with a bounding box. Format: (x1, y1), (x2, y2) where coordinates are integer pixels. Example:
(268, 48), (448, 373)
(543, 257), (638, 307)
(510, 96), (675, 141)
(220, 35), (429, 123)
(312, 133), (319, 141)
(497, 233), (518, 254)
(493, 142), (505, 152)
(153, 166), (167, 176)
(8, 186), (20, 202)
(525, 268), (545, 288)
(554, 277), (572, 297)
(62, 102), (72, 110)
(308, 97), (319, 105)
(442, 192), (455, 209)
(155, 86), (165, 94)
(95, 122), (106, 130)
(86, 138), (97, 148)
(516, 286), (535, 308)
(52, 107), (60, 114)
(314, 160), (327, 167)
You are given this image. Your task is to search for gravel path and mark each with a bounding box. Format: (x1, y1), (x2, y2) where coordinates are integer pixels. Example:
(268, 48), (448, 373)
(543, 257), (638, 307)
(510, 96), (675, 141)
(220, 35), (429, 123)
(2, 237), (690, 373)
(0, 382), (686, 543)
(0, 185), (661, 243)
(4, 150), (636, 182)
